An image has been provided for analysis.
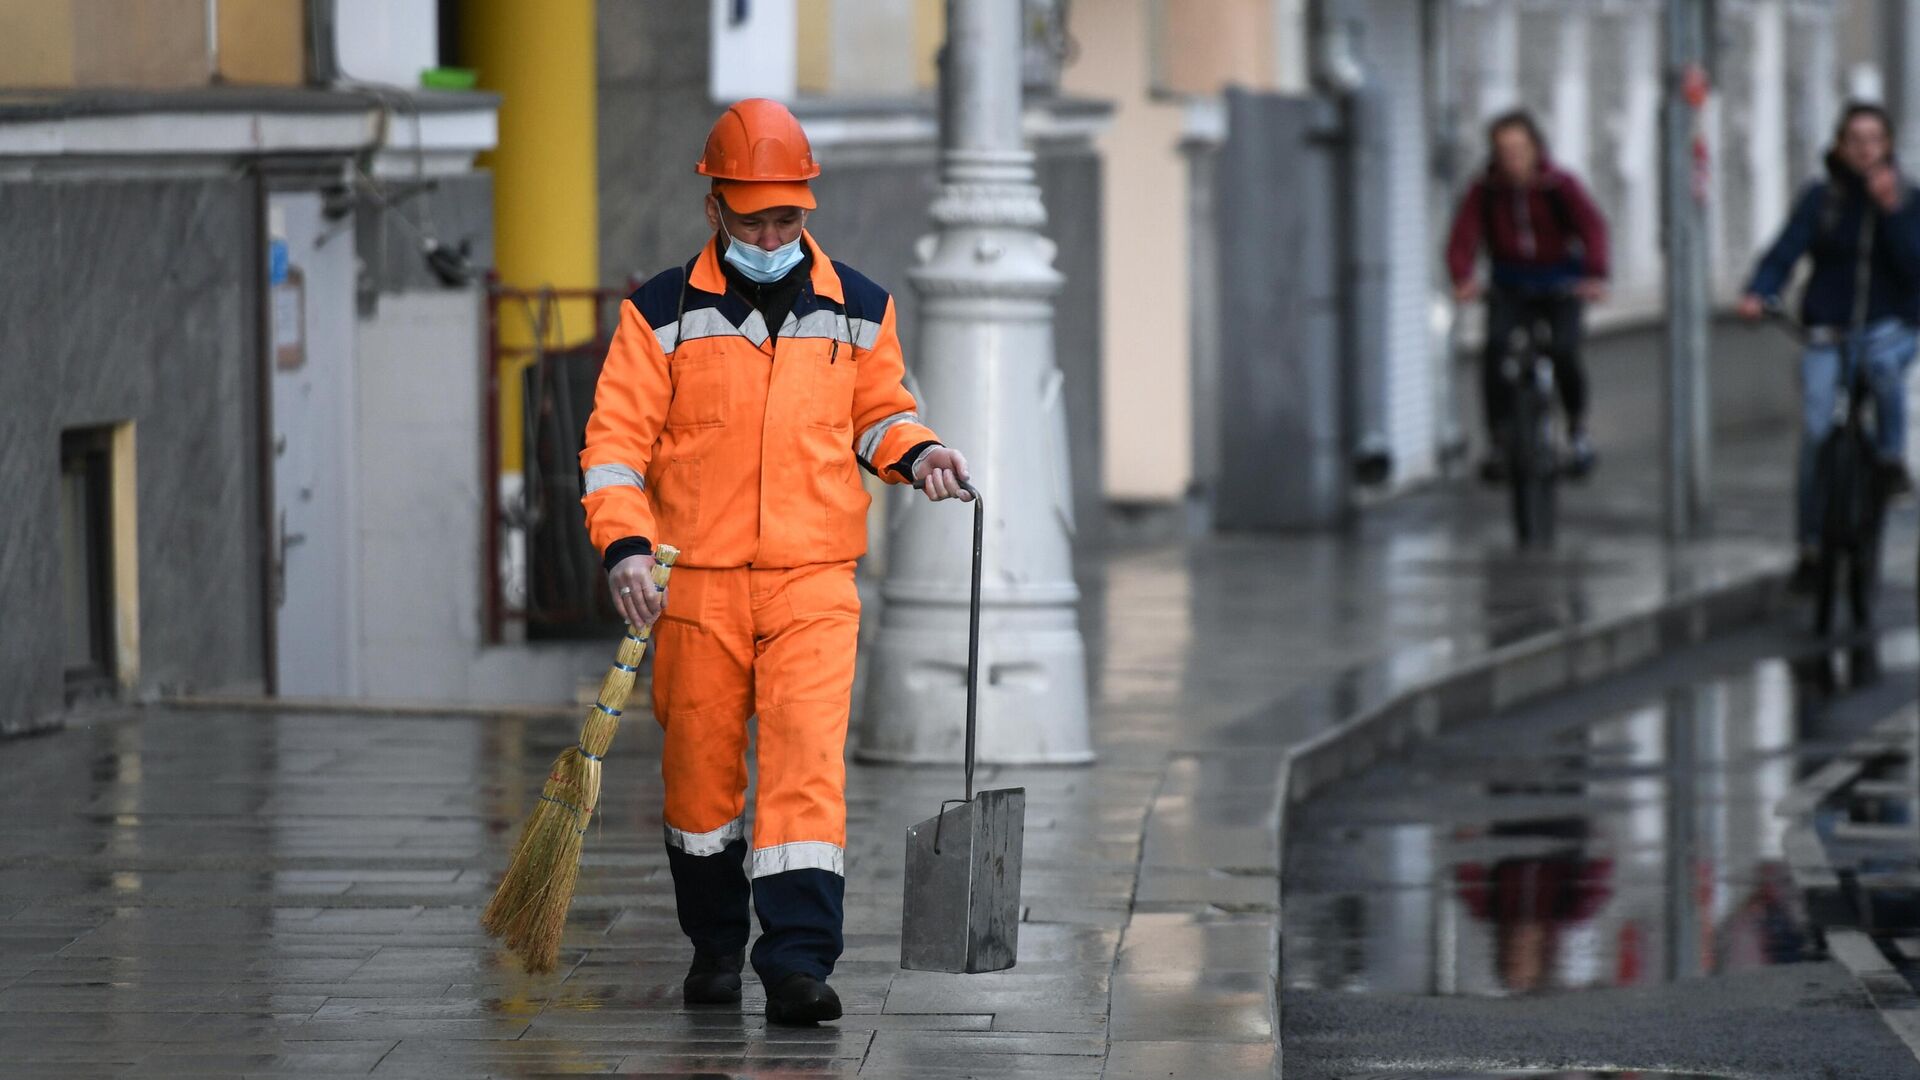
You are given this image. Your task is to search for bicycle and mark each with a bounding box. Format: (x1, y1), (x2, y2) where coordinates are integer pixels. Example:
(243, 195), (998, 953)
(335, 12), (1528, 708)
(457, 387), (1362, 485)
(1494, 315), (1561, 549)
(1767, 304), (1889, 636)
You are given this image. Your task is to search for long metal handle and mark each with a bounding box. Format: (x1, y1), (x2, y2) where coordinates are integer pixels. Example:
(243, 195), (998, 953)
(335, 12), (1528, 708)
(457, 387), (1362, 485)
(962, 481), (983, 802)
(911, 477), (985, 801)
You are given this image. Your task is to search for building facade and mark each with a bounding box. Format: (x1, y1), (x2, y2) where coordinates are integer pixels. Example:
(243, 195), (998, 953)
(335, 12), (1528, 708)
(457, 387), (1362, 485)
(0, 2), (528, 732)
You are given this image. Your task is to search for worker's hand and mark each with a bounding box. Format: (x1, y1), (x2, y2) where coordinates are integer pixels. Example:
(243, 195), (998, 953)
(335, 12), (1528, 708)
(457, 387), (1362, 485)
(1736, 293), (1767, 321)
(608, 553), (664, 628)
(913, 446), (974, 502)
(1869, 163), (1905, 213)
(1452, 279), (1483, 303)
(1573, 277), (1608, 303)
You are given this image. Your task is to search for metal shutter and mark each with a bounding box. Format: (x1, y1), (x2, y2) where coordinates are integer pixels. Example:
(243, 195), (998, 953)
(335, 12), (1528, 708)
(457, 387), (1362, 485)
(1367, 0), (1439, 486)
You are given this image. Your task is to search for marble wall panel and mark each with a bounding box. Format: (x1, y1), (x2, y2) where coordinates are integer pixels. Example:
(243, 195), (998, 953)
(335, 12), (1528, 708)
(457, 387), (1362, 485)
(0, 177), (265, 732)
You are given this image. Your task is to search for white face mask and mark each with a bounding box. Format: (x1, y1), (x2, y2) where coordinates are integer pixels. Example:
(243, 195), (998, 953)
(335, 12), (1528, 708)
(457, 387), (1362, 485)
(723, 232), (805, 284)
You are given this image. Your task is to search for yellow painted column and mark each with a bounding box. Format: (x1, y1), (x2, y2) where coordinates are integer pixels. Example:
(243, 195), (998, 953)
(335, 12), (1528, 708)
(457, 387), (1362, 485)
(463, 0), (598, 472)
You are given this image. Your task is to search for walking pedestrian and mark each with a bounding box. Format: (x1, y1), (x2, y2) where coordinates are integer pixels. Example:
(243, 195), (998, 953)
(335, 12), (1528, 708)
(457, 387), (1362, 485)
(579, 98), (972, 1025)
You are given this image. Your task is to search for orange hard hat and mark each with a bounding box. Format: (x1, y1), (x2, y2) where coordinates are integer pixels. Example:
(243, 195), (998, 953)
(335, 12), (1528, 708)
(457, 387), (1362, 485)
(697, 98), (819, 214)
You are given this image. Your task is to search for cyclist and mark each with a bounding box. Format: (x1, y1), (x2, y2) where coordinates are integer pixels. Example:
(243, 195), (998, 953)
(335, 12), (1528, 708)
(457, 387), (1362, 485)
(1738, 102), (1920, 589)
(1446, 109), (1611, 482)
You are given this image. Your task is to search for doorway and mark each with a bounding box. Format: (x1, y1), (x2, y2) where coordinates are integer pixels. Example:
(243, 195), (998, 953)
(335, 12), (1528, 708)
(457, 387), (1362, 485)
(266, 191), (360, 697)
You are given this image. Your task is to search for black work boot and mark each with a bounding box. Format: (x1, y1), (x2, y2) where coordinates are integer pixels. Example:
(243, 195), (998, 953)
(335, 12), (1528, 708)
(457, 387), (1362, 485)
(765, 972), (842, 1025)
(683, 949), (744, 1005)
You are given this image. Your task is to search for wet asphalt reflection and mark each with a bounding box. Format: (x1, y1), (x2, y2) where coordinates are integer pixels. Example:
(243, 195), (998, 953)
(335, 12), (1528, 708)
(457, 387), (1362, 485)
(1284, 626), (1920, 1000)
(1342, 1072), (1738, 1079)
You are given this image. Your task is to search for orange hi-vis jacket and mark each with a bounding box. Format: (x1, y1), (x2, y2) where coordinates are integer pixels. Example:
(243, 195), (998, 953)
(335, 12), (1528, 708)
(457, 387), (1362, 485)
(581, 231), (940, 568)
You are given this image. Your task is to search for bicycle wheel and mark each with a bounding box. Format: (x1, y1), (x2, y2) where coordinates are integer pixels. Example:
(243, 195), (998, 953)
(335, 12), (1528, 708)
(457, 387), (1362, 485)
(1813, 546), (1841, 637)
(1518, 459), (1556, 548)
(1507, 372), (1556, 549)
(1814, 427), (1875, 635)
(1850, 456), (1888, 631)
(1507, 387), (1539, 547)
(1850, 532), (1880, 630)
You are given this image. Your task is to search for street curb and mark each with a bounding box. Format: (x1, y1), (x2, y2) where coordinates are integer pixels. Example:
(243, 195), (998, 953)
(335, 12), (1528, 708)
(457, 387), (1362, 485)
(1778, 705), (1920, 1065)
(1826, 928), (1920, 1061)
(1270, 561), (1789, 1077)
(1277, 565), (1787, 808)
(0, 712), (66, 740)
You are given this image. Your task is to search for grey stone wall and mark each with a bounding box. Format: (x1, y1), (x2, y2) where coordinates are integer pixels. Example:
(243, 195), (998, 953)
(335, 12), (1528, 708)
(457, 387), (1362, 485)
(1213, 93), (1346, 530)
(0, 177), (266, 731)
(597, 0), (715, 286)
(355, 172), (495, 297)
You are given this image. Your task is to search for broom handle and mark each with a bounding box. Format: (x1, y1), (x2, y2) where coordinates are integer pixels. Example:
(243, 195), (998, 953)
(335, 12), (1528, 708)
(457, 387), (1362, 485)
(963, 482), (982, 802)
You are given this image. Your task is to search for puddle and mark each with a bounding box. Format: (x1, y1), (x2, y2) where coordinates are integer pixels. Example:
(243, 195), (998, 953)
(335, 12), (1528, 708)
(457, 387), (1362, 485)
(1285, 636), (1917, 997)
(1344, 1073), (1738, 1079)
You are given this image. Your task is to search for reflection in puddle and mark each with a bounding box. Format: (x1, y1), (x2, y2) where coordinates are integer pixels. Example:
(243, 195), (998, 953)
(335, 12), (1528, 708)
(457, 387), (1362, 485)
(1285, 640), (1911, 997)
(1340, 1072), (1738, 1079)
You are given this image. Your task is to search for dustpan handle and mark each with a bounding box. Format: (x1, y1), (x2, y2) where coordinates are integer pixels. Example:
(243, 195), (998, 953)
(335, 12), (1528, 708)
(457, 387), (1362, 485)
(961, 481), (982, 802)
(911, 477), (984, 802)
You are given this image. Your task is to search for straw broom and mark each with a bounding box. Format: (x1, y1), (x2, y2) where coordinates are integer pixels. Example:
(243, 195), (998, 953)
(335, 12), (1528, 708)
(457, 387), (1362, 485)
(482, 545), (679, 974)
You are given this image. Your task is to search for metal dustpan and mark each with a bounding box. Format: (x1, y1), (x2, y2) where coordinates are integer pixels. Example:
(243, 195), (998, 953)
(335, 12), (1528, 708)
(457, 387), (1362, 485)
(901, 483), (1025, 973)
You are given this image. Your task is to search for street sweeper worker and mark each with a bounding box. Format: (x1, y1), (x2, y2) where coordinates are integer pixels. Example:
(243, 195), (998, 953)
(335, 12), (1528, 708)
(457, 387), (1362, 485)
(579, 97), (971, 1026)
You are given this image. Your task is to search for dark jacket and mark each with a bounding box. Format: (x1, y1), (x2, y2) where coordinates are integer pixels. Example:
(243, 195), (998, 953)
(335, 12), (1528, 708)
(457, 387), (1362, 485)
(1747, 153), (1920, 327)
(1445, 160), (1610, 293)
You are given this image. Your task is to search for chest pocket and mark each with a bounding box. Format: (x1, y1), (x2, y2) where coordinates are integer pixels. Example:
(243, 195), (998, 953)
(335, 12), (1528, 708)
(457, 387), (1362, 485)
(807, 350), (857, 430)
(787, 302), (858, 430)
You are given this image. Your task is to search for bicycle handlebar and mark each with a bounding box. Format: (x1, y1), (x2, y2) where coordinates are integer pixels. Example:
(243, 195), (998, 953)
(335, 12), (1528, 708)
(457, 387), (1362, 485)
(1759, 299), (1821, 345)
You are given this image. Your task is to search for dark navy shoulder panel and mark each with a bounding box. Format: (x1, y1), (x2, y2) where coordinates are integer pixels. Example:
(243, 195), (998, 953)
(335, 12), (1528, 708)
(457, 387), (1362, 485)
(629, 259), (698, 330)
(831, 261), (892, 321)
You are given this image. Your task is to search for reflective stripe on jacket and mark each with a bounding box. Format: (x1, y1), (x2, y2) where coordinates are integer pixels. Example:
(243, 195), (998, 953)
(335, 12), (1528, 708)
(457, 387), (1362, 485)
(581, 230), (940, 568)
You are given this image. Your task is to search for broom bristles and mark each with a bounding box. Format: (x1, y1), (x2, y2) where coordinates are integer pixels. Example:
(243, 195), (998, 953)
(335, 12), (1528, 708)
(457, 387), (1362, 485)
(482, 546), (678, 974)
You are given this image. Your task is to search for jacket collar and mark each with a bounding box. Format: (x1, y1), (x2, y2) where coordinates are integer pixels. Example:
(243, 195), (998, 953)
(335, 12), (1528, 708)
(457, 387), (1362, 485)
(690, 229), (843, 304)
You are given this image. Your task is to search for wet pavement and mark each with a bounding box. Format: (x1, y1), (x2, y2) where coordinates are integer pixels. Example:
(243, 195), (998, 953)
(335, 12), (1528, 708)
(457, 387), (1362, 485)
(0, 414), (1875, 1078)
(1336, 1073), (1742, 1080)
(1282, 611), (1920, 1078)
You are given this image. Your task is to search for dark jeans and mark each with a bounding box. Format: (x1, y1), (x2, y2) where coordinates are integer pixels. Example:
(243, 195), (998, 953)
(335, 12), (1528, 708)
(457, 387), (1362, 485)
(1483, 291), (1588, 439)
(1795, 319), (1919, 546)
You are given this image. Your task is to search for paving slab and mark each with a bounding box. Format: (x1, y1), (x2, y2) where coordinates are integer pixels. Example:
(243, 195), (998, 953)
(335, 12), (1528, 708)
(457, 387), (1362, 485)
(0, 422), (1801, 1077)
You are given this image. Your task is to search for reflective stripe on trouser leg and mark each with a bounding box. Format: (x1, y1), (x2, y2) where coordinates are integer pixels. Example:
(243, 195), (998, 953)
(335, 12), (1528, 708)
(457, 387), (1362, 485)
(745, 561), (859, 983)
(665, 814), (745, 855)
(651, 565), (756, 957)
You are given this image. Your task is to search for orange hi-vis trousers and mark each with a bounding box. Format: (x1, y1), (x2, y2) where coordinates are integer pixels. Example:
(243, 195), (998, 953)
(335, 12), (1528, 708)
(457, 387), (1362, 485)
(650, 559), (858, 980)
